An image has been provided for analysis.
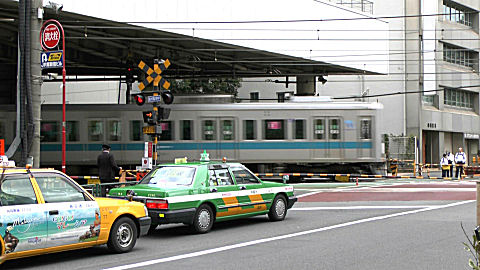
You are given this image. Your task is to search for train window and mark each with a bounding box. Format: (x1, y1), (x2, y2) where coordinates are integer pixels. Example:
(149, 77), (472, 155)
(250, 92), (259, 102)
(244, 120), (256, 140)
(203, 120), (216, 140)
(294, 119), (305, 139)
(130, 120), (143, 141)
(360, 118), (372, 139)
(221, 120), (234, 140)
(159, 121), (173, 141)
(329, 118), (341, 140)
(88, 120), (103, 142)
(66, 121), (79, 141)
(180, 120), (193, 140)
(108, 120), (121, 141)
(41, 121), (59, 142)
(264, 120), (285, 140)
(314, 119), (325, 140)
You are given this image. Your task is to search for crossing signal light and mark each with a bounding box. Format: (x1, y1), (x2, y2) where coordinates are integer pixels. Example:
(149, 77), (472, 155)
(161, 91), (174, 105)
(134, 94), (146, 106)
(142, 111), (156, 125)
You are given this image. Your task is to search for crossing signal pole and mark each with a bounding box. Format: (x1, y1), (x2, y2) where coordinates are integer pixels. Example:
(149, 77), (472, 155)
(136, 58), (173, 166)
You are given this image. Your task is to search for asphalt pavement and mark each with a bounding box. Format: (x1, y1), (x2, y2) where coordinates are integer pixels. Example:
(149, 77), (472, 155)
(2, 180), (477, 270)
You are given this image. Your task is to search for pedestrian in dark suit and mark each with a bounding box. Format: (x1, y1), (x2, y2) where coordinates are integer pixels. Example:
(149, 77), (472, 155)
(97, 144), (121, 196)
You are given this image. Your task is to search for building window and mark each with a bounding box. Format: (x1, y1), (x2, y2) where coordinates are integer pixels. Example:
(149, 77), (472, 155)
(108, 120), (121, 141)
(250, 92), (259, 102)
(443, 43), (477, 69)
(203, 120), (216, 140)
(444, 88), (475, 109)
(88, 120), (103, 142)
(66, 121), (79, 142)
(264, 120), (285, 140)
(180, 120), (193, 140)
(159, 121), (173, 141)
(221, 120), (234, 140)
(360, 119), (372, 139)
(330, 0), (373, 14)
(130, 120), (143, 141)
(294, 119), (305, 139)
(443, 0), (474, 27)
(422, 95), (435, 105)
(244, 120), (256, 140)
(41, 121), (59, 142)
(329, 118), (341, 140)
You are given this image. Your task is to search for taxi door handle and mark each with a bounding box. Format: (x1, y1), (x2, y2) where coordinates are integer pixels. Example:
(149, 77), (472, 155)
(239, 186), (246, 190)
(49, 210), (59, 215)
(210, 188), (217, 193)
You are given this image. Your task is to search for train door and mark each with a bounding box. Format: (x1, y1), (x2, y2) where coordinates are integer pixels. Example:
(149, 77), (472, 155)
(312, 118), (327, 159)
(327, 117), (343, 159)
(200, 117), (238, 160)
(219, 118), (237, 160)
(358, 117), (373, 158)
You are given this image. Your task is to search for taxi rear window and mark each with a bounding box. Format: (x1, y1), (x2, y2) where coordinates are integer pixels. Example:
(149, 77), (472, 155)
(0, 174), (38, 206)
(140, 166), (196, 186)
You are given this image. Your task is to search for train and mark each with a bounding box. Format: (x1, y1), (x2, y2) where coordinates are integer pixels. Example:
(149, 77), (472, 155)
(0, 96), (385, 176)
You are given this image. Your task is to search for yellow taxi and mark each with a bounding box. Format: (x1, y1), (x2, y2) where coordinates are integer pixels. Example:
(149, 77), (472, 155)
(0, 158), (151, 264)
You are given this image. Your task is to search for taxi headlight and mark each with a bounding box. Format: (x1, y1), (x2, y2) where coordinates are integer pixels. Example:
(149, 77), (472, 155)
(144, 205), (149, 216)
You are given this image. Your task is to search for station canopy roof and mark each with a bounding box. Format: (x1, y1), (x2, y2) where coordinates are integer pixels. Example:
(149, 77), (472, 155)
(0, 0), (377, 80)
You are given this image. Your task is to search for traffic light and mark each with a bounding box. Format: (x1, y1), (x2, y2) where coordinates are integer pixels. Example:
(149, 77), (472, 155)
(161, 91), (174, 105)
(142, 111), (156, 125)
(126, 67), (134, 84)
(157, 107), (171, 120)
(134, 94), (146, 106)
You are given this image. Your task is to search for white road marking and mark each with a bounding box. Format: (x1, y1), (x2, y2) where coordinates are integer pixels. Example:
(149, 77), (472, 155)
(296, 190), (324, 198)
(291, 205), (442, 210)
(103, 200), (474, 270)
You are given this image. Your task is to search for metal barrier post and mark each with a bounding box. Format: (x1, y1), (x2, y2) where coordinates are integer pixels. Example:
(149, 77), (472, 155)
(477, 181), (480, 225)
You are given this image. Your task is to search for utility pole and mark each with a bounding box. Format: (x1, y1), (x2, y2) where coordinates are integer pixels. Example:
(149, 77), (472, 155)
(31, 0), (43, 168)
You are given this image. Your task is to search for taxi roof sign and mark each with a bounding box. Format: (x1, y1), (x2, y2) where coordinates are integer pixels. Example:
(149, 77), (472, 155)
(174, 157), (188, 164)
(200, 150), (210, 162)
(0, 155), (16, 168)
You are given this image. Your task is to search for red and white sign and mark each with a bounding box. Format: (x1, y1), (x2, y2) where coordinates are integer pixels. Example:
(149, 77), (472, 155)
(42, 23), (61, 50)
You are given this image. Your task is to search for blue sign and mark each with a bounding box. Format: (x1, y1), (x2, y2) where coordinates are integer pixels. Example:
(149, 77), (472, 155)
(41, 50), (63, 69)
(147, 95), (162, 103)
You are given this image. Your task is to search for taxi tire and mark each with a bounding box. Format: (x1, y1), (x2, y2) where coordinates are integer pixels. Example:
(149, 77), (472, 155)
(107, 217), (138, 253)
(192, 204), (214, 234)
(268, 194), (287, 221)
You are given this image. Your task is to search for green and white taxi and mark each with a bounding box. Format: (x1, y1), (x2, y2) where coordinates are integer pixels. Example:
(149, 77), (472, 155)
(108, 156), (297, 233)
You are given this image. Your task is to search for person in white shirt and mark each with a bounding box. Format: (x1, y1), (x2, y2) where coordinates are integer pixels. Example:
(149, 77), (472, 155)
(455, 147), (466, 179)
(440, 153), (450, 178)
(447, 151), (454, 177)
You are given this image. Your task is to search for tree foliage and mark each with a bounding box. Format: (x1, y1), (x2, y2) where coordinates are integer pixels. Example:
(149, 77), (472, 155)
(462, 223), (480, 269)
(169, 78), (241, 96)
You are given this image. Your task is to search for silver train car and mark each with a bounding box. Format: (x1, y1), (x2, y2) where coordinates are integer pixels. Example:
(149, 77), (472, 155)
(0, 98), (385, 175)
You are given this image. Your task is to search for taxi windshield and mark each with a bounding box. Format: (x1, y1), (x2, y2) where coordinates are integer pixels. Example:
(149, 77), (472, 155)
(140, 166), (196, 187)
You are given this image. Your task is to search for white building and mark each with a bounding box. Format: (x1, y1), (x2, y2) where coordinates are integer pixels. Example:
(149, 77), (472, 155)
(237, 0), (480, 165)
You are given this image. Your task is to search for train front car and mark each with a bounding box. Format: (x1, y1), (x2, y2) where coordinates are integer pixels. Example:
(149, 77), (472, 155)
(2, 97), (384, 176)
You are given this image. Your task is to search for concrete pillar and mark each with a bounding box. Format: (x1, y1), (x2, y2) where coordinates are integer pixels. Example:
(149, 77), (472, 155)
(31, 0), (42, 168)
(296, 75), (316, 96)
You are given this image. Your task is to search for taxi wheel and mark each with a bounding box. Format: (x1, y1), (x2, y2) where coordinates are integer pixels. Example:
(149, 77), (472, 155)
(268, 194), (287, 221)
(107, 217), (138, 253)
(192, 204), (214, 234)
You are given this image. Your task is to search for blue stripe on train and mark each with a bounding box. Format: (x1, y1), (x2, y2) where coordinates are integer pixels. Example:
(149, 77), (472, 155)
(40, 141), (372, 151)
